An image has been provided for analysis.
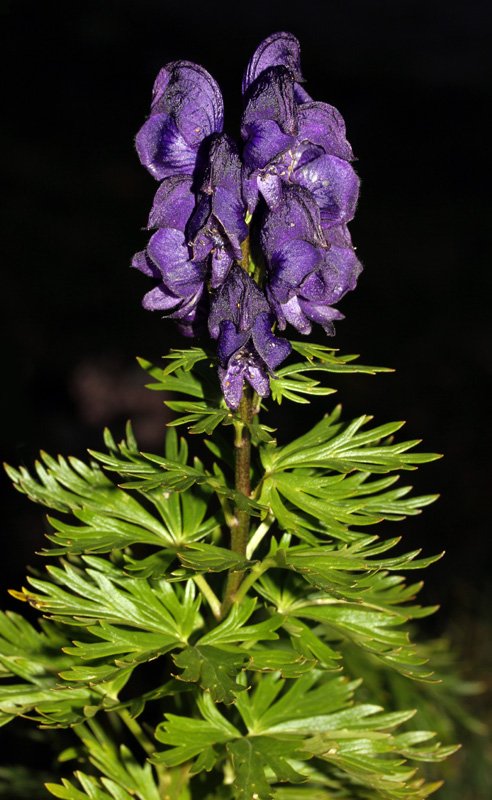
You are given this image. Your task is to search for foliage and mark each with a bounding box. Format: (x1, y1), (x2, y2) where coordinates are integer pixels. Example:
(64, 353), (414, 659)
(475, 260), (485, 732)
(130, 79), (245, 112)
(0, 344), (472, 799)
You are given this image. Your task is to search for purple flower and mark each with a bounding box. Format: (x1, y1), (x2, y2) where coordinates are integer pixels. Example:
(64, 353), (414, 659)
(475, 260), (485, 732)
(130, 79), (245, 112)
(136, 61), (224, 181)
(132, 229), (207, 337)
(262, 185), (362, 335)
(187, 135), (248, 288)
(132, 175), (207, 336)
(241, 34), (360, 235)
(241, 66), (298, 172)
(209, 265), (291, 408)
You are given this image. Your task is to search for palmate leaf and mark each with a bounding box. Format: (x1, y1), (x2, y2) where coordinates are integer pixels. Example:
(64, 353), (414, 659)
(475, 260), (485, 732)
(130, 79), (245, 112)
(304, 731), (457, 799)
(11, 561), (202, 688)
(91, 446), (260, 515)
(172, 598), (284, 699)
(251, 542), (440, 679)
(227, 737), (306, 799)
(6, 425), (219, 557)
(5, 453), (174, 555)
(46, 742), (161, 800)
(154, 692), (240, 769)
(140, 351), (234, 435)
(47, 774), (132, 799)
(155, 672), (453, 799)
(62, 721), (161, 800)
(261, 469), (437, 540)
(261, 411), (440, 475)
(0, 611), (104, 727)
(270, 343), (391, 405)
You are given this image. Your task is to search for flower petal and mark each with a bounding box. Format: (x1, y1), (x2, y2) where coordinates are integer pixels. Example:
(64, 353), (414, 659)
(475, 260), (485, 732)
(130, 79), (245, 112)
(243, 119), (296, 171)
(131, 249), (160, 278)
(147, 175), (195, 230)
(242, 31), (304, 93)
(216, 320), (250, 362)
(147, 228), (204, 290)
(151, 61), (224, 145)
(252, 313), (292, 369)
(142, 285), (182, 312)
(298, 102), (355, 161)
(136, 60), (223, 180)
(261, 185), (326, 255)
(268, 239), (323, 294)
(293, 153), (360, 226)
(298, 299), (344, 334)
(242, 66), (297, 138)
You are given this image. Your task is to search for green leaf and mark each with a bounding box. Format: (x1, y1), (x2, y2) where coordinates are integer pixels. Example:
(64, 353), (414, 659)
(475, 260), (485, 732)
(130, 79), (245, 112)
(269, 345), (390, 405)
(178, 543), (250, 573)
(247, 649), (317, 679)
(74, 721), (161, 800)
(172, 645), (247, 703)
(6, 452), (174, 554)
(198, 597), (282, 647)
(12, 564), (202, 688)
(154, 693), (239, 769)
(263, 413), (440, 474)
(227, 737), (306, 800)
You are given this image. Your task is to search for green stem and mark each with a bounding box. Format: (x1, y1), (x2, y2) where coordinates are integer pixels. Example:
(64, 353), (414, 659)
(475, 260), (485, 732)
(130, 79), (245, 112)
(193, 574), (222, 620)
(221, 387), (253, 617)
(246, 515), (274, 559)
(118, 707), (154, 757)
(234, 557), (275, 606)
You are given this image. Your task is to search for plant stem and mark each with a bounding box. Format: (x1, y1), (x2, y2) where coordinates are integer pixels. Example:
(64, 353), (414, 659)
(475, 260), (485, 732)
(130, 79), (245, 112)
(221, 387), (253, 617)
(246, 515), (273, 560)
(234, 557), (275, 606)
(118, 708), (154, 757)
(193, 574), (222, 620)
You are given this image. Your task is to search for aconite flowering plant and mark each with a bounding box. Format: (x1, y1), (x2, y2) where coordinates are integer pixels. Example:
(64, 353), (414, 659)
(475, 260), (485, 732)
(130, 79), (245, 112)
(2, 33), (459, 800)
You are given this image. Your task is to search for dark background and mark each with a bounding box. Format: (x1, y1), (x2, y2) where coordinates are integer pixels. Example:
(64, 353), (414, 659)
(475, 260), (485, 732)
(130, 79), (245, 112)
(1, 0), (491, 758)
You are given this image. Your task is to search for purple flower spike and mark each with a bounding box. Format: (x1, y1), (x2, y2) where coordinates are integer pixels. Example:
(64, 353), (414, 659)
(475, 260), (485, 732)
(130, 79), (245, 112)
(209, 265), (291, 408)
(133, 34), (363, 404)
(136, 61), (224, 180)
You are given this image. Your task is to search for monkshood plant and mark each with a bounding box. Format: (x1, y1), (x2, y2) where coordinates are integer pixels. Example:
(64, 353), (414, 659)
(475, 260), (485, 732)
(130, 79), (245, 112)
(2, 32), (461, 800)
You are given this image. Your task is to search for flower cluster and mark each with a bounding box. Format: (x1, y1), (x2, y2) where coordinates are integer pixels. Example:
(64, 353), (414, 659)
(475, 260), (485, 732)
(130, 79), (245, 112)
(133, 33), (362, 408)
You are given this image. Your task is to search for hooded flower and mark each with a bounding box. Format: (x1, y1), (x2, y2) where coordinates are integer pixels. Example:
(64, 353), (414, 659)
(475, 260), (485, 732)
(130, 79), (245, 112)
(241, 33), (360, 236)
(208, 265), (291, 408)
(262, 185), (362, 335)
(136, 61), (224, 181)
(187, 135), (248, 288)
(132, 175), (207, 336)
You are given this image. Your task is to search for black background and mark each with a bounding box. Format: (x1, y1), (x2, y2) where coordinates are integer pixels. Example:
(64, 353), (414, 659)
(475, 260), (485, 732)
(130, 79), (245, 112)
(1, 0), (491, 728)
